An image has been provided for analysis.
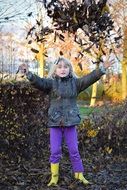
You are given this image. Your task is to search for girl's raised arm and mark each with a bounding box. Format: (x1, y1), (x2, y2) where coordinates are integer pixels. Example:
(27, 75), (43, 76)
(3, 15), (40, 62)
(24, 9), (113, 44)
(76, 56), (114, 93)
(18, 63), (52, 91)
(76, 68), (105, 93)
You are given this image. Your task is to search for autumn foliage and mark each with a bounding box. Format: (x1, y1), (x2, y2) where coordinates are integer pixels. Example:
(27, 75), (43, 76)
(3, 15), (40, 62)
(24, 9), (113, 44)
(0, 82), (49, 160)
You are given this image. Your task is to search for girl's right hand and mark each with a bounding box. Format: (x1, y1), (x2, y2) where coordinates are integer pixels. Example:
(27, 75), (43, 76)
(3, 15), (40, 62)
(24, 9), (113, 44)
(18, 64), (29, 75)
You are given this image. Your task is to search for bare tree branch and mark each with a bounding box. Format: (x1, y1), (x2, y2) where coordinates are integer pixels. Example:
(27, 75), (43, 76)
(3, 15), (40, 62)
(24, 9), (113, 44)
(0, 0), (36, 24)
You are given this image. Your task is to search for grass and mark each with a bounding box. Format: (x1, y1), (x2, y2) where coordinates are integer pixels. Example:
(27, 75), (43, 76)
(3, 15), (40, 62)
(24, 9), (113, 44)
(79, 106), (97, 115)
(79, 106), (100, 117)
(78, 103), (103, 121)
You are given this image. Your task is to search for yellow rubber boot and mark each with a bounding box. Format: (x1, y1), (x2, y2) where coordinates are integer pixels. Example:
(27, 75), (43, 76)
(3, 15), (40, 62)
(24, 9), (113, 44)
(75, 172), (89, 185)
(47, 163), (59, 186)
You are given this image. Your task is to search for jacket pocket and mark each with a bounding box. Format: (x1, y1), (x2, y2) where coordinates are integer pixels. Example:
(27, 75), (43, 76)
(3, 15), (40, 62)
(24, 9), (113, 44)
(49, 110), (62, 123)
(68, 109), (81, 121)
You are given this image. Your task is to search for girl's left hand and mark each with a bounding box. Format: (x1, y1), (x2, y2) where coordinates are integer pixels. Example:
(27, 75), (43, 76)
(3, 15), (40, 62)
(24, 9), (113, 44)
(103, 55), (115, 69)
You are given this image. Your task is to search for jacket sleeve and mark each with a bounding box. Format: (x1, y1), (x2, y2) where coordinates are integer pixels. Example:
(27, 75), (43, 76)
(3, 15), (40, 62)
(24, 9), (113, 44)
(26, 71), (52, 91)
(76, 69), (105, 93)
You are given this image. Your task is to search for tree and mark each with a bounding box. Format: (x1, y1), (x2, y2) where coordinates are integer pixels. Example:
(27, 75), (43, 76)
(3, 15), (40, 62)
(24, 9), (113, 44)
(112, 0), (127, 100)
(122, 26), (127, 99)
(90, 39), (104, 106)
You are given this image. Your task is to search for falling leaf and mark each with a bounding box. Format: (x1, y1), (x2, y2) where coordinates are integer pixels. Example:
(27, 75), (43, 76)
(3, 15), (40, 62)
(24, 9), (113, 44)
(31, 48), (39, 54)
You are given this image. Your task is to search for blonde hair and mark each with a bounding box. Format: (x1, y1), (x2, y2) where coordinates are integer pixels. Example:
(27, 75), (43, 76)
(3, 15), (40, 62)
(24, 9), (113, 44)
(48, 57), (77, 79)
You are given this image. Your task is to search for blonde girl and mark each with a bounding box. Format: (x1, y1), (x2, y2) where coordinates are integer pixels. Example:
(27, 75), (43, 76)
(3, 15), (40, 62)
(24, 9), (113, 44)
(19, 56), (109, 186)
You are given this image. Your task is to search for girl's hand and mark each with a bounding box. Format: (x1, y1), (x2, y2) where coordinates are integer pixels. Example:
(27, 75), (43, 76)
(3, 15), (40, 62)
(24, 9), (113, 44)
(18, 64), (29, 75)
(103, 55), (115, 69)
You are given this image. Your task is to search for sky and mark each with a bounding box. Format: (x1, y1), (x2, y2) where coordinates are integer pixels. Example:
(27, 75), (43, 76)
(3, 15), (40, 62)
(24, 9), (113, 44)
(0, 0), (36, 22)
(0, 0), (123, 74)
(0, 0), (51, 36)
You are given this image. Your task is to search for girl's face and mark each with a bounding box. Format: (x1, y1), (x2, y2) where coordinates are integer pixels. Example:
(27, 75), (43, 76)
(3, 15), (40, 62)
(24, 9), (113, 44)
(55, 61), (70, 78)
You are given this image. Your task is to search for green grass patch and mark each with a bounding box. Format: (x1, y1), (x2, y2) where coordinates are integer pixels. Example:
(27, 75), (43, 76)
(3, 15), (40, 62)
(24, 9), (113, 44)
(79, 106), (100, 116)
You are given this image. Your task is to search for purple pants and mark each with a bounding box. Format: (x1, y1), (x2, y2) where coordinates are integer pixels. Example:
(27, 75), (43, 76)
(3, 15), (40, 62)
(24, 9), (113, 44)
(49, 126), (84, 172)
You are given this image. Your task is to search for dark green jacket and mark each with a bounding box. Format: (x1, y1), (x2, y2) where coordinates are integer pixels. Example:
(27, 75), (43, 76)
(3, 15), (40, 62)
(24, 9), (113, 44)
(27, 69), (105, 127)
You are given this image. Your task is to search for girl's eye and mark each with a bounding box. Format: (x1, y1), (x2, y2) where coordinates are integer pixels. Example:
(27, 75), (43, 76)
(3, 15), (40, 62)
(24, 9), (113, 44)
(57, 64), (69, 69)
(57, 65), (62, 68)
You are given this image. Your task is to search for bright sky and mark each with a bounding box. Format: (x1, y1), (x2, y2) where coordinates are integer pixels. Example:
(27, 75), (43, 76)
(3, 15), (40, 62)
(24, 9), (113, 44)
(0, 0), (123, 74)
(0, 0), (51, 34)
(0, 0), (36, 22)
(0, 1), (35, 38)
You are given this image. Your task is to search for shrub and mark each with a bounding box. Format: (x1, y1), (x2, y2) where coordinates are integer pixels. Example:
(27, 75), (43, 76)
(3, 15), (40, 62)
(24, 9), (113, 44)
(0, 82), (49, 161)
(79, 100), (127, 155)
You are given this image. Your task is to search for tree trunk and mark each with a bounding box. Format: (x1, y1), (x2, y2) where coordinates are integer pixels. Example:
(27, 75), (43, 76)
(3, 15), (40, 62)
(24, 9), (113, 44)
(90, 81), (98, 107)
(121, 26), (127, 100)
(90, 39), (103, 106)
(121, 61), (127, 100)
(37, 43), (44, 77)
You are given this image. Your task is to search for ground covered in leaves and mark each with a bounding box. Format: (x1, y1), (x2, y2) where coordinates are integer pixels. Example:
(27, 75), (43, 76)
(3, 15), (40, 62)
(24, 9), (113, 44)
(0, 82), (127, 190)
(1, 150), (127, 190)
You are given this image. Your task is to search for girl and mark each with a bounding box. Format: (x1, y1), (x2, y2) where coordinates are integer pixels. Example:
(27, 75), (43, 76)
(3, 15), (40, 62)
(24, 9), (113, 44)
(19, 57), (108, 186)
